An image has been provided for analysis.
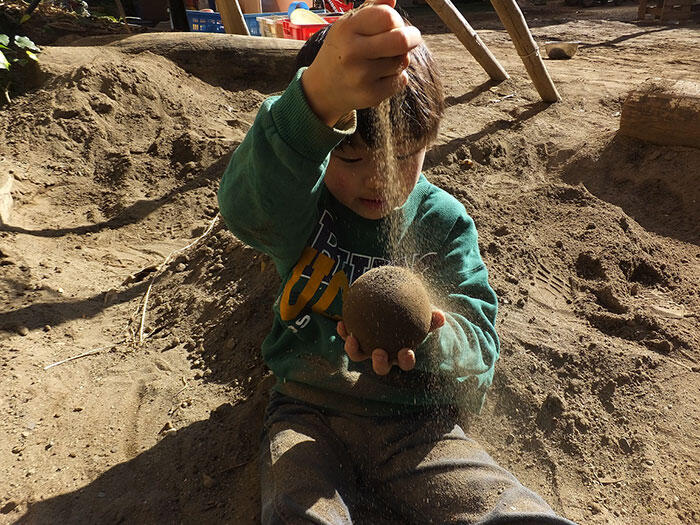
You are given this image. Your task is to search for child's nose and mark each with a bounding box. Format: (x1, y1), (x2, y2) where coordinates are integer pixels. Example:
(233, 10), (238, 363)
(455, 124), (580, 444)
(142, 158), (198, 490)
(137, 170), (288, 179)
(366, 172), (387, 192)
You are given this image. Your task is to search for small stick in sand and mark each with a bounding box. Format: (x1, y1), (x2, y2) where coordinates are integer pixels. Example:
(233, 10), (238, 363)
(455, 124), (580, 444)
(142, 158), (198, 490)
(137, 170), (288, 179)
(135, 216), (219, 344)
(44, 340), (126, 370)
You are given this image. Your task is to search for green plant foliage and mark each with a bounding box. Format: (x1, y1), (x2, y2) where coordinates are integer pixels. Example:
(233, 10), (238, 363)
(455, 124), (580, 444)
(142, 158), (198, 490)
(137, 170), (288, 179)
(14, 35), (40, 52)
(0, 33), (41, 104)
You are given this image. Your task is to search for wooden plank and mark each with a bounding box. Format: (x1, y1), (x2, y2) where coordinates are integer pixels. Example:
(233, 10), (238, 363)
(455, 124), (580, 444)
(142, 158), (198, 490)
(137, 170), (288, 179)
(661, 0), (693, 21)
(216, 0), (250, 35)
(239, 0), (262, 14)
(619, 79), (700, 148)
(424, 0), (509, 82)
(490, 0), (561, 102)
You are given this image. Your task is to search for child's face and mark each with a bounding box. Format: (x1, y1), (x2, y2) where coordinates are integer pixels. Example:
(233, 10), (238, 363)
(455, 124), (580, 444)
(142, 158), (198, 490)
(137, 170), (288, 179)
(324, 137), (426, 220)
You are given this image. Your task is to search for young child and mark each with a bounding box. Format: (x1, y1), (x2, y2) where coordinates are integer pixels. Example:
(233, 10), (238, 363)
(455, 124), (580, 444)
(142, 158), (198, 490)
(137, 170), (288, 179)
(218, 2), (577, 523)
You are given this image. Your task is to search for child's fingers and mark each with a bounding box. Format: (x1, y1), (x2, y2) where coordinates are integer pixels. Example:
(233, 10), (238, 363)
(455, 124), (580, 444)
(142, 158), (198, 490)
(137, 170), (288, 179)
(363, 0), (397, 9)
(337, 321), (347, 340)
(430, 310), (446, 332)
(344, 334), (367, 362)
(397, 348), (416, 371)
(368, 55), (410, 80)
(371, 349), (392, 375)
(356, 26), (422, 60)
(352, 4), (404, 37)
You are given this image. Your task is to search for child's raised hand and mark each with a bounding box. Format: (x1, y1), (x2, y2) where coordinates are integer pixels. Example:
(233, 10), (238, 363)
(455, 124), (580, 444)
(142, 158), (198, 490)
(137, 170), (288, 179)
(337, 310), (445, 375)
(301, 0), (422, 127)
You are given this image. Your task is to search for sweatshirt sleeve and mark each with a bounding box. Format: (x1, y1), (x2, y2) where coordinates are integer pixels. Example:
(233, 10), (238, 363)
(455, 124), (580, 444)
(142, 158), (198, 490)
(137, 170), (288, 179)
(217, 68), (355, 273)
(418, 210), (500, 410)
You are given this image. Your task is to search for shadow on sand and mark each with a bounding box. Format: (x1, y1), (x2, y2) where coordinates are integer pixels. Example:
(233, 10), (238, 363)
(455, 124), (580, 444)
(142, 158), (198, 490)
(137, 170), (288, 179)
(424, 101), (550, 169)
(0, 156), (229, 239)
(18, 388), (270, 525)
(561, 133), (700, 245)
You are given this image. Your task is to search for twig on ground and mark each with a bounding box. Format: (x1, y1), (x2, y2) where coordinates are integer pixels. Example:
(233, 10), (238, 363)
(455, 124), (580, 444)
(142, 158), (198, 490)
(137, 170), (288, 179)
(174, 383), (190, 398)
(664, 354), (695, 371)
(135, 216), (219, 344)
(675, 348), (697, 364)
(218, 458), (254, 475)
(44, 339), (126, 370)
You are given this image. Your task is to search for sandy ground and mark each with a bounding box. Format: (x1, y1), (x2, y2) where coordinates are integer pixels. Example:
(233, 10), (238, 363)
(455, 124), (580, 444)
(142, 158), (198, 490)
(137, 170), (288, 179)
(1, 4), (699, 524)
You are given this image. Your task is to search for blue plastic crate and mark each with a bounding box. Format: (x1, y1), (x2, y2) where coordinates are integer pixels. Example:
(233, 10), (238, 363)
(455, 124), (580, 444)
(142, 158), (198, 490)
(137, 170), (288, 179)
(186, 10), (224, 33)
(185, 10), (263, 35)
(243, 13), (263, 36)
(244, 10), (325, 36)
(186, 9), (326, 36)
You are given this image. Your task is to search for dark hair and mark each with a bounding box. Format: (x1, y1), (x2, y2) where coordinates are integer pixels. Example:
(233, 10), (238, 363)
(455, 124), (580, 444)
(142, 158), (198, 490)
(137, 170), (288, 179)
(295, 23), (444, 148)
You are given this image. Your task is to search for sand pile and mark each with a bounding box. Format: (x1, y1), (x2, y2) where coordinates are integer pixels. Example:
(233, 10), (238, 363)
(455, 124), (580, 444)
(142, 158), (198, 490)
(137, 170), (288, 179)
(2, 21), (699, 524)
(2, 49), (259, 228)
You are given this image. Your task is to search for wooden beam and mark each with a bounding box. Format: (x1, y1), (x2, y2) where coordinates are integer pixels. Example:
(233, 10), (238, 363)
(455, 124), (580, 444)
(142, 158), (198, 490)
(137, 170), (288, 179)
(114, 0), (131, 33)
(216, 0), (250, 36)
(490, 0), (561, 103)
(620, 78), (700, 148)
(424, 0), (508, 82)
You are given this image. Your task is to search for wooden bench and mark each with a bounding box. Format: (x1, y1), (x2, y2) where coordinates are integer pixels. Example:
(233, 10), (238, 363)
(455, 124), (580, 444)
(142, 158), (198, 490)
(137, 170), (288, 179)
(638, 0), (698, 23)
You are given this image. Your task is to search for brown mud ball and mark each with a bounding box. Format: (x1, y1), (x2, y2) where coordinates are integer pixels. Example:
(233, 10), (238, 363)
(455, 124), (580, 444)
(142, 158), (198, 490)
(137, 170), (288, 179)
(342, 265), (432, 359)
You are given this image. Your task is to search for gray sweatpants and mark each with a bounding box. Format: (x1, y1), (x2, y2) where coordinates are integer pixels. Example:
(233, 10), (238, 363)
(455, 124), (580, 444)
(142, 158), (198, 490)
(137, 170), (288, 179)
(260, 393), (578, 525)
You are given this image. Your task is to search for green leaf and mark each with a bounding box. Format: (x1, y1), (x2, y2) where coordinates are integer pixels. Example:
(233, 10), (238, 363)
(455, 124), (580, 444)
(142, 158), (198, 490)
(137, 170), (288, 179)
(14, 35), (40, 52)
(20, 14), (31, 24)
(0, 50), (9, 70)
(0, 34), (9, 47)
(25, 50), (39, 62)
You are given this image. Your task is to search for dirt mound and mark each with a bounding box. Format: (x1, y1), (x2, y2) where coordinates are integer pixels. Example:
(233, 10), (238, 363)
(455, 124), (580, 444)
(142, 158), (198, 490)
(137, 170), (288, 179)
(1, 48), (264, 239)
(6, 48), (254, 174)
(458, 182), (699, 355)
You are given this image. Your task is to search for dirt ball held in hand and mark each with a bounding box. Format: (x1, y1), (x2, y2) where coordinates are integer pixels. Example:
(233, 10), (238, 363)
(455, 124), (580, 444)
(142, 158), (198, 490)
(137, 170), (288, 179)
(342, 265), (432, 359)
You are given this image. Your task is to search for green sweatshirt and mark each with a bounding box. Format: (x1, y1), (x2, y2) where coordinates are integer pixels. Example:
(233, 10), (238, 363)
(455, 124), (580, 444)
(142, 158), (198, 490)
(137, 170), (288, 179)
(218, 69), (499, 416)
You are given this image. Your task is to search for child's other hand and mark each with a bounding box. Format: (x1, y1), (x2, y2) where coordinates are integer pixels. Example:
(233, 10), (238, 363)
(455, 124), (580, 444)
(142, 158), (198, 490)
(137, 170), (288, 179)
(301, 0), (422, 126)
(337, 310), (445, 376)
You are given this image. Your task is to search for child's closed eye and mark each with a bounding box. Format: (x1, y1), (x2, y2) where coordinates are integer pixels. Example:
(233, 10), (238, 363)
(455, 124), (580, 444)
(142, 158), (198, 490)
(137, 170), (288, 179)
(334, 155), (362, 164)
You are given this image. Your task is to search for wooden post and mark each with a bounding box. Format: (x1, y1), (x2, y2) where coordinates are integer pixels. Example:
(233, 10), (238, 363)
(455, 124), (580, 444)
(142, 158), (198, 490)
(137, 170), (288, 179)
(490, 0), (561, 103)
(637, 0), (650, 19)
(216, 0), (251, 35)
(114, 0), (131, 33)
(424, 0), (508, 82)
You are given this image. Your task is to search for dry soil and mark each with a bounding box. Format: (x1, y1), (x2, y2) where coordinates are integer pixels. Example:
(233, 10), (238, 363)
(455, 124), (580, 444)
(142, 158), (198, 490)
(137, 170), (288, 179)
(1, 4), (699, 524)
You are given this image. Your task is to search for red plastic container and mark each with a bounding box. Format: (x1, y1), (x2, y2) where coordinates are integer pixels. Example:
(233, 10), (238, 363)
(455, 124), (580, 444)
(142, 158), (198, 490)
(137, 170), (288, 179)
(285, 15), (342, 41)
